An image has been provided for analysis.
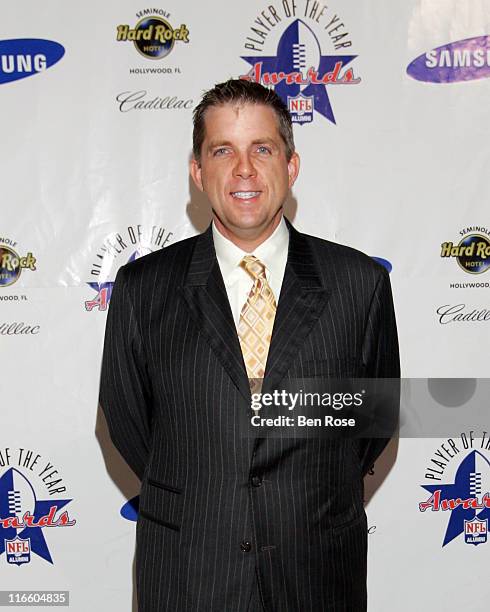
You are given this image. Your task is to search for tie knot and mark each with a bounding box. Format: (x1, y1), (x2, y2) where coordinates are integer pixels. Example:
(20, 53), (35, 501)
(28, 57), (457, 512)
(240, 255), (267, 281)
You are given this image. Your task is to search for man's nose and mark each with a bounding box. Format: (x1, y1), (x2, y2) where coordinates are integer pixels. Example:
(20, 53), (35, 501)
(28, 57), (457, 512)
(233, 152), (256, 179)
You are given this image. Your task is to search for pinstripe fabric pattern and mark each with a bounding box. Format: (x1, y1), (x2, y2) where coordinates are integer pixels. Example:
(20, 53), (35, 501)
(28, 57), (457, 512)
(99, 219), (400, 612)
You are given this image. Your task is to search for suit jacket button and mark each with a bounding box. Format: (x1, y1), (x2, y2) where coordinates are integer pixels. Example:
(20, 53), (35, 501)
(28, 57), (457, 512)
(251, 475), (263, 487)
(240, 540), (252, 553)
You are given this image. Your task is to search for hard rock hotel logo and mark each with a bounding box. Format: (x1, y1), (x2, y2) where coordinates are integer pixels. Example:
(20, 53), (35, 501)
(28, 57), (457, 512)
(441, 226), (490, 275)
(116, 8), (189, 61)
(0, 238), (36, 288)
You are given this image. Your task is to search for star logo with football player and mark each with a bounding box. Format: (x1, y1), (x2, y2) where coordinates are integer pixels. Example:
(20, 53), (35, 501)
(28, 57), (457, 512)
(419, 450), (490, 546)
(85, 248), (152, 312)
(241, 19), (360, 124)
(0, 468), (76, 565)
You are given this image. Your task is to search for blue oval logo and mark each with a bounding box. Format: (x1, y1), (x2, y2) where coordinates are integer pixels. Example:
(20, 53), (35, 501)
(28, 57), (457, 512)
(371, 257), (392, 273)
(0, 39), (65, 85)
(120, 496), (139, 522)
(407, 36), (490, 83)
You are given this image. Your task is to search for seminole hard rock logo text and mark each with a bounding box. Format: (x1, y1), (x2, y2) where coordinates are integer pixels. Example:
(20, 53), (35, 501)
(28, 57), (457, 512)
(440, 228), (490, 275)
(116, 9), (189, 60)
(0, 239), (36, 287)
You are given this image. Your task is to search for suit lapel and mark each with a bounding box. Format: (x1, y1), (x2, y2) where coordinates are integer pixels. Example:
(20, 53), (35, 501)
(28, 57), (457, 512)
(262, 221), (331, 394)
(181, 225), (251, 401)
(181, 221), (331, 399)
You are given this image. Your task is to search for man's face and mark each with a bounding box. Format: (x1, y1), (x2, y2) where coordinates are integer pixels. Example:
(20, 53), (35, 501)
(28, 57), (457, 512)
(190, 103), (300, 243)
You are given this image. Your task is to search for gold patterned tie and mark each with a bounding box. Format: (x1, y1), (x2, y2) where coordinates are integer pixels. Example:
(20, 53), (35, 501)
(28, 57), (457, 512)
(238, 255), (277, 391)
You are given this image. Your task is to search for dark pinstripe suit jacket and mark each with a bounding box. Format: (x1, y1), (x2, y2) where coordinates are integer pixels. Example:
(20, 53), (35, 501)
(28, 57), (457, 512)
(99, 219), (400, 612)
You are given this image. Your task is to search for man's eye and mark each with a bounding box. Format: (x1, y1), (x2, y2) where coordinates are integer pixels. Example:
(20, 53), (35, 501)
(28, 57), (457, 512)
(256, 145), (271, 154)
(213, 147), (229, 156)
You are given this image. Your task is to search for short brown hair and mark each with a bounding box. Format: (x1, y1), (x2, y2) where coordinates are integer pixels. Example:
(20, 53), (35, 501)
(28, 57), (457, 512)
(192, 79), (295, 163)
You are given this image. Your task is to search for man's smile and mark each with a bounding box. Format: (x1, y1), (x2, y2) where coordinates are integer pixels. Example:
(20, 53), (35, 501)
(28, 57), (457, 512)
(230, 191), (262, 200)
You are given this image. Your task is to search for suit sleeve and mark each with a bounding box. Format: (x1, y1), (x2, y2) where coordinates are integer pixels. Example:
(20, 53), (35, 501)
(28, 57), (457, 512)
(99, 265), (153, 481)
(359, 267), (400, 476)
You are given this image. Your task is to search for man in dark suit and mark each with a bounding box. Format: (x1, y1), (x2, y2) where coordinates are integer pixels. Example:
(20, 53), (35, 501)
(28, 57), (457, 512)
(100, 79), (399, 611)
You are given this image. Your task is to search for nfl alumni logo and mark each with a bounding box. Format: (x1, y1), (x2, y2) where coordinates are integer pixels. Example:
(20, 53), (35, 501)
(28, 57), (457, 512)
(6, 536), (31, 566)
(288, 94), (313, 124)
(464, 517), (488, 546)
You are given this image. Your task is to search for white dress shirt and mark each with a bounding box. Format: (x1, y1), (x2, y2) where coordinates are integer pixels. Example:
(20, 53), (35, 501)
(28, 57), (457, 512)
(212, 216), (289, 327)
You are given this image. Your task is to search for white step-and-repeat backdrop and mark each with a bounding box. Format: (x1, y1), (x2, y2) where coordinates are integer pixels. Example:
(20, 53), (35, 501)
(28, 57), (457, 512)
(1, 1), (489, 610)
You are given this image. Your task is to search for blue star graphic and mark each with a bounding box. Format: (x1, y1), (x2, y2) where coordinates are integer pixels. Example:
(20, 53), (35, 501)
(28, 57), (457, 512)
(87, 282), (115, 298)
(85, 282), (114, 311)
(241, 19), (357, 124)
(87, 281), (114, 292)
(127, 249), (148, 262)
(0, 468), (73, 564)
(421, 450), (490, 546)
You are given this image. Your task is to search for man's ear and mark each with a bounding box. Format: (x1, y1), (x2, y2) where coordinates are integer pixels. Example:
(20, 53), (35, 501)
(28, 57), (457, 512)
(287, 151), (300, 188)
(190, 157), (204, 192)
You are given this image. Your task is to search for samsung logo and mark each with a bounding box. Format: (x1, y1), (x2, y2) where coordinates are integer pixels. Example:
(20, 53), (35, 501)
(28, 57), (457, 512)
(0, 38), (65, 84)
(407, 35), (490, 83)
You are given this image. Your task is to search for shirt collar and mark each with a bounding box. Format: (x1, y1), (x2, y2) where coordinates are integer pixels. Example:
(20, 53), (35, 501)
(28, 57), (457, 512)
(212, 216), (289, 282)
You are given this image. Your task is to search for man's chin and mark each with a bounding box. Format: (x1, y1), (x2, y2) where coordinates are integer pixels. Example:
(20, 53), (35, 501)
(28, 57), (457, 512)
(213, 208), (283, 241)
(228, 217), (277, 236)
